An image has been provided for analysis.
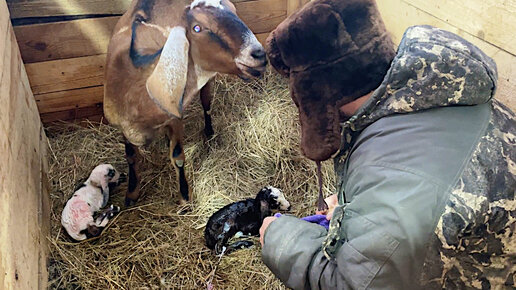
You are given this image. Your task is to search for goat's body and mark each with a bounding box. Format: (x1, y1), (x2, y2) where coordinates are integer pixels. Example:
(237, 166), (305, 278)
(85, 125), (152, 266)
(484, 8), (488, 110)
(205, 198), (263, 251)
(61, 183), (116, 241)
(105, 0), (266, 206)
(204, 186), (290, 255)
(105, 0), (215, 146)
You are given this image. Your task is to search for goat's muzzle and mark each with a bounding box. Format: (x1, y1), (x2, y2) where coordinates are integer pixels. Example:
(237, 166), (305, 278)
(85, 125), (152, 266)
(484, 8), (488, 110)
(236, 44), (267, 80)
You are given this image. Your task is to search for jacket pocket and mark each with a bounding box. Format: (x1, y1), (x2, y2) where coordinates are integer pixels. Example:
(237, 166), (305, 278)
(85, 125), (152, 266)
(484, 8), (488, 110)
(336, 210), (400, 290)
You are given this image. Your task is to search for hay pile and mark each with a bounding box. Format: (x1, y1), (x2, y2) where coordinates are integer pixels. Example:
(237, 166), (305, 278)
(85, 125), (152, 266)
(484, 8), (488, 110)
(46, 71), (335, 289)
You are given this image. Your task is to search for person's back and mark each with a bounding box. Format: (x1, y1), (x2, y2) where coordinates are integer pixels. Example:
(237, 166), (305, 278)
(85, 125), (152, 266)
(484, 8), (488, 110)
(337, 101), (515, 288)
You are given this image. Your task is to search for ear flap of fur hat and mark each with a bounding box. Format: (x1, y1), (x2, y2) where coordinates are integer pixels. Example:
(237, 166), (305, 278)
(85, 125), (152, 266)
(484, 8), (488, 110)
(266, 0), (395, 161)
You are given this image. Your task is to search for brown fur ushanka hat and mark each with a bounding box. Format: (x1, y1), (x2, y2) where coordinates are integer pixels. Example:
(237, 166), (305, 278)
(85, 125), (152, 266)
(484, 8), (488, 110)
(266, 0), (395, 161)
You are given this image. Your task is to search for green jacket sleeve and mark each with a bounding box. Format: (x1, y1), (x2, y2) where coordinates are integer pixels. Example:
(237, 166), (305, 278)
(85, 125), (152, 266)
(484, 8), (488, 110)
(262, 215), (397, 290)
(262, 214), (403, 290)
(262, 215), (330, 290)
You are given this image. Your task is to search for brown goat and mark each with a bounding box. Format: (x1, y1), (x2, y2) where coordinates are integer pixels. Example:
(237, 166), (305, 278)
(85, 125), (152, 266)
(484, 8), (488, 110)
(104, 0), (267, 206)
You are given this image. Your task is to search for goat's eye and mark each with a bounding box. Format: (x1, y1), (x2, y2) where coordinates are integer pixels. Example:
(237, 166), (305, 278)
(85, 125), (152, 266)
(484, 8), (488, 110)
(193, 25), (202, 33)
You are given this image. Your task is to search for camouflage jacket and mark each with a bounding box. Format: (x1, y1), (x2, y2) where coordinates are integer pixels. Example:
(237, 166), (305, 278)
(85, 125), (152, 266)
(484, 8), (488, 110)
(262, 26), (515, 289)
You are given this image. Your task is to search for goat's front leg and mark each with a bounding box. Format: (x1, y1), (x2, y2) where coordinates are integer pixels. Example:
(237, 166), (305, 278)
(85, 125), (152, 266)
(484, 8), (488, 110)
(167, 121), (190, 204)
(83, 205), (120, 239)
(124, 139), (142, 207)
(95, 205), (121, 227)
(200, 79), (214, 138)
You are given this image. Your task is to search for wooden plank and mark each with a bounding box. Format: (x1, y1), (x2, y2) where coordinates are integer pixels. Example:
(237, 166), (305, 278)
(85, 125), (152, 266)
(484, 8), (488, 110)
(255, 32), (269, 46)
(40, 104), (104, 123)
(14, 16), (118, 63)
(14, 0), (285, 63)
(7, 0), (270, 19)
(25, 54), (105, 94)
(236, 0), (287, 34)
(287, 0), (310, 15)
(0, 2), (49, 289)
(377, 0), (516, 112)
(35, 85), (104, 114)
(7, 0), (132, 19)
(402, 0), (516, 56)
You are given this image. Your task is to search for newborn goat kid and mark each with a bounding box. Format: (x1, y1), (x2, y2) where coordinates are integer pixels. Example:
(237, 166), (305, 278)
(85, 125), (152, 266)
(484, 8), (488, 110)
(61, 164), (125, 241)
(205, 186), (291, 255)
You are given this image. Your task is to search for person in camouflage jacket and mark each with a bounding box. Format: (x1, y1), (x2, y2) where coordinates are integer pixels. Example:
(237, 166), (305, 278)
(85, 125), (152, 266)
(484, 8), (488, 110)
(261, 0), (516, 289)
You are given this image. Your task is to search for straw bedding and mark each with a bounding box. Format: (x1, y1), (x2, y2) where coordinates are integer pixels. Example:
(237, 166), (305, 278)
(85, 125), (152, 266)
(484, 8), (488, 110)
(46, 71), (335, 289)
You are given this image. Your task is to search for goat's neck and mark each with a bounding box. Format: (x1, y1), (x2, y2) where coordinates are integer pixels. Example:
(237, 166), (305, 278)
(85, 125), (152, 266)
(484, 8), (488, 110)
(182, 61), (216, 109)
(256, 202), (272, 221)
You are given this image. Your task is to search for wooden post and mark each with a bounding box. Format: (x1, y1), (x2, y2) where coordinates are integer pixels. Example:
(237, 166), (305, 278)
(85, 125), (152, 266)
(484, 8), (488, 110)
(0, 0), (50, 289)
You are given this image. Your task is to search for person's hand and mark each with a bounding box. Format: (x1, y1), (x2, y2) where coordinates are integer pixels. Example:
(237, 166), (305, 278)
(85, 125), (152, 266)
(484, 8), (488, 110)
(316, 194), (339, 220)
(260, 216), (277, 246)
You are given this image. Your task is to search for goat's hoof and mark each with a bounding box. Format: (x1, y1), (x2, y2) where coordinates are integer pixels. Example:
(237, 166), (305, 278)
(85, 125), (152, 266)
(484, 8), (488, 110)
(176, 201), (191, 215)
(125, 197), (137, 207)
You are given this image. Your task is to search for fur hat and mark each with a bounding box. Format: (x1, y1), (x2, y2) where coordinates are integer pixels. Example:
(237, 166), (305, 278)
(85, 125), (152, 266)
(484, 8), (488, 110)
(266, 0), (395, 161)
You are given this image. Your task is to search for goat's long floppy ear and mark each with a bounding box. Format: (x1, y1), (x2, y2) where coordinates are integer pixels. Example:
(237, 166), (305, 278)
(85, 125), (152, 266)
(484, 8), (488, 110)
(96, 177), (110, 197)
(146, 26), (189, 119)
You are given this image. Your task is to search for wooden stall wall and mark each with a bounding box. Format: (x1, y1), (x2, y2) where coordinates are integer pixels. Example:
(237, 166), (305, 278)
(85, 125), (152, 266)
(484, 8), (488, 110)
(377, 0), (516, 111)
(7, 0), (309, 124)
(0, 1), (50, 289)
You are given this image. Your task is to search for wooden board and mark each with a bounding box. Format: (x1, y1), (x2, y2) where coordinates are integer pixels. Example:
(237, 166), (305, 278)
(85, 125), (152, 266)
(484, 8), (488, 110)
(236, 0), (286, 34)
(287, 0), (310, 15)
(7, 0), (279, 19)
(14, 0), (283, 63)
(0, 1), (49, 289)
(40, 103), (104, 123)
(377, 0), (516, 112)
(403, 0), (516, 56)
(25, 54), (105, 94)
(7, 0), (131, 19)
(35, 85), (104, 114)
(14, 16), (118, 63)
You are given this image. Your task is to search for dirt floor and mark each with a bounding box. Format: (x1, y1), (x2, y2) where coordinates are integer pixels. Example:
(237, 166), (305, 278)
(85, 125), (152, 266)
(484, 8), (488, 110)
(46, 71), (335, 289)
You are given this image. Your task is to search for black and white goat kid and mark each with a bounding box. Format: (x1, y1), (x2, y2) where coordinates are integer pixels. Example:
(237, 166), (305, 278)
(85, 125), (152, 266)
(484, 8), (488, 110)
(205, 186), (291, 255)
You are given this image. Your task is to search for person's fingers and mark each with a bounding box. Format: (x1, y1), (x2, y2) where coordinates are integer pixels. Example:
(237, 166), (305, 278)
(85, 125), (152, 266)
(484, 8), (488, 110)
(326, 209), (334, 220)
(259, 217), (277, 246)
(326, 194), (338, 207)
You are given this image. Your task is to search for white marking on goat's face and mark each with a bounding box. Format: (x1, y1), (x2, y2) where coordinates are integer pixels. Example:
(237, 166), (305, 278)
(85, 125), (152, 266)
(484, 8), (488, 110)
(234, 31), (267, 80)
(190, 0), (223, 10)
(267, 186), (291, 211)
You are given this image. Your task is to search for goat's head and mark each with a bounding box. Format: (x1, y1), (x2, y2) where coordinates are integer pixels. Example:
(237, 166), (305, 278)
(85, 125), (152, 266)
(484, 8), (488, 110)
(187, 0), (267, 80)
(88, 164), (121, 194)
(136, 0), (266, 118)
(257, 186), (291, 212)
